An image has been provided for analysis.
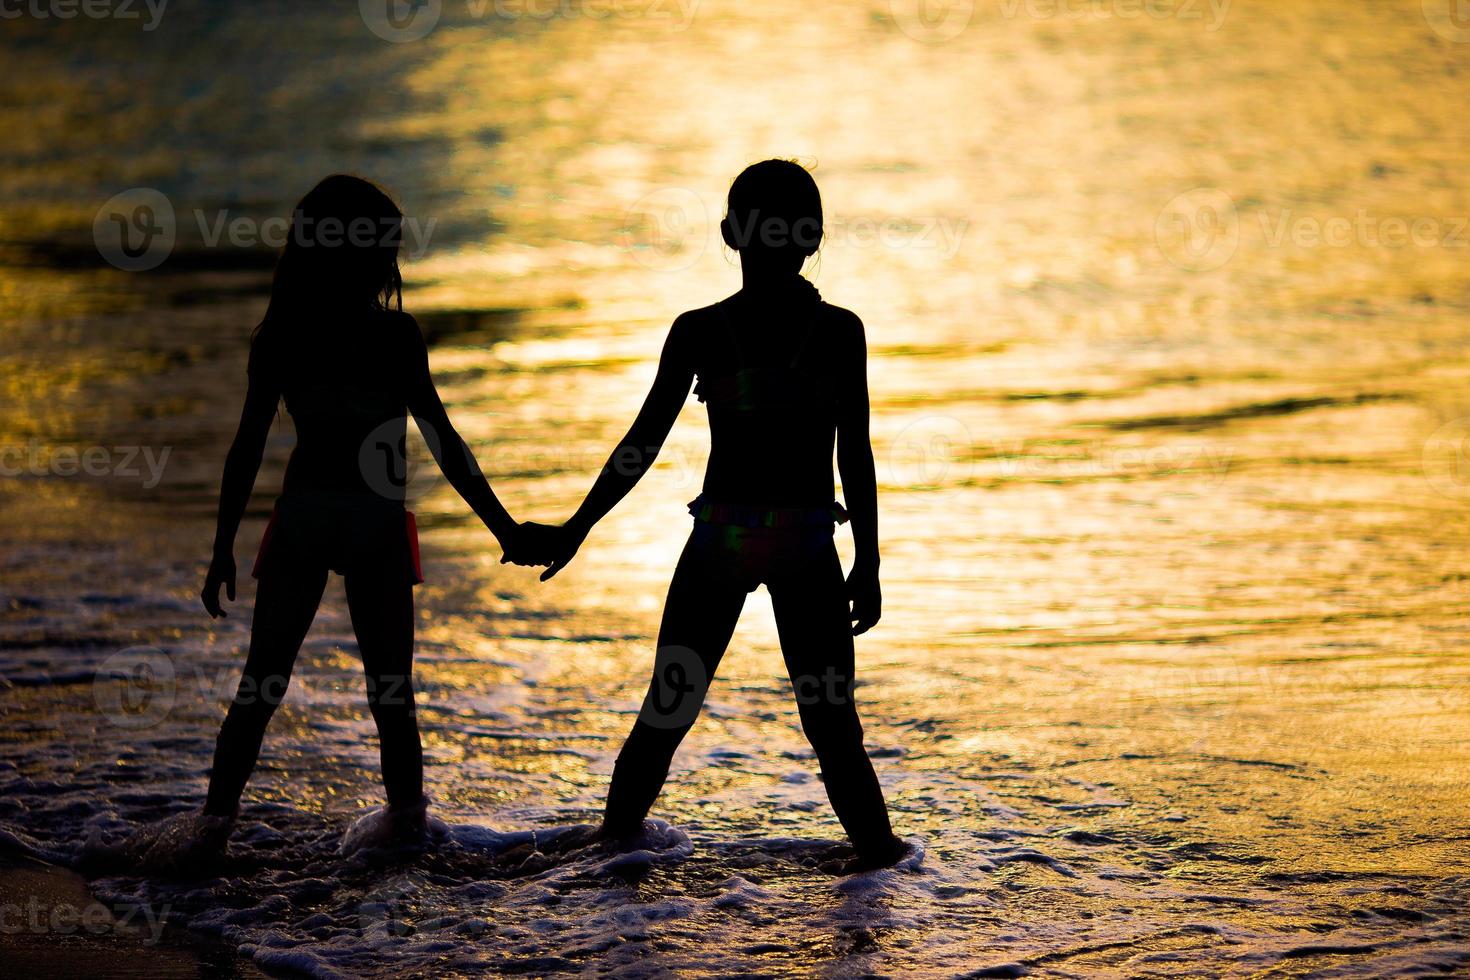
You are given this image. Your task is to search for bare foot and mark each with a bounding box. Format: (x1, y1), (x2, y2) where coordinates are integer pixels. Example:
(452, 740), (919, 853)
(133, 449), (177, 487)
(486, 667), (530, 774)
(119, 809), (235, 875)
(385, 795), (429, 838)
(839, 837), (912, 875)
(340, 796), (434, 856)
(539, 823), (606, 854)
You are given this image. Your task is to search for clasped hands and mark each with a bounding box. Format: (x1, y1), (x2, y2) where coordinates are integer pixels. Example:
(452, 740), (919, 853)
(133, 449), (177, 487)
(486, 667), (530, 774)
(500, 520), (586, 581)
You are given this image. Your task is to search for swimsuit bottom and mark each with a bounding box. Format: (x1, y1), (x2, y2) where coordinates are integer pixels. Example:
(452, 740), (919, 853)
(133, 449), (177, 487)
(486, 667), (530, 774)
(252, 491), (423, 585)
(686, 494), (847, 593)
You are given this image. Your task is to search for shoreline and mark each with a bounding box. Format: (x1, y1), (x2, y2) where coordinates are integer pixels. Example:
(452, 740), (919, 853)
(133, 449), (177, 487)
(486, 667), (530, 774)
(0, 854), (264, 978)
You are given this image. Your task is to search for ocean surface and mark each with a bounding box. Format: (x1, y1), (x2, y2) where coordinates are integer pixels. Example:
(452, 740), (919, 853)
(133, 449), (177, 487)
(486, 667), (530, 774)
(1, 1), (1468, 975)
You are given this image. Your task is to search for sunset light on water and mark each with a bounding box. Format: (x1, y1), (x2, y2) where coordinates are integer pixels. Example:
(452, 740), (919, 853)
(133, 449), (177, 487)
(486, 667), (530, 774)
(1, 1), (1468, 975)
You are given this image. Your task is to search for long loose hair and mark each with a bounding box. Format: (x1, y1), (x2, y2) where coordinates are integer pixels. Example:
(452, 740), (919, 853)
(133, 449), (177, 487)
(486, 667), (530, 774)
(252, 174), (405, 352)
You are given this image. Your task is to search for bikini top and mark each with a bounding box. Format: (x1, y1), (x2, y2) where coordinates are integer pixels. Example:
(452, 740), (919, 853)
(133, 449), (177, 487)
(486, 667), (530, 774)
(285, 377), (405, 425)
(693, 298), (835, 414)
(251, 316), (411, 428)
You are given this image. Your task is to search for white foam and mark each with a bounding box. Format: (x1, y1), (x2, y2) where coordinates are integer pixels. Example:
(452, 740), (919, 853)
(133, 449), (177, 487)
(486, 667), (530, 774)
(589, 820), (694, 874)
(338, 802), (450, 858)
(86, 809), (234, 875)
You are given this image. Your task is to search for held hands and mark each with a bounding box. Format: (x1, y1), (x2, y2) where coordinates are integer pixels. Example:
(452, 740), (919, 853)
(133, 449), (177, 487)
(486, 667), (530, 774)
(202, 520), (577, 621)
(500, 521), (586, 581)
(847, 562), (882, 636)
(201, 551), (236, 619)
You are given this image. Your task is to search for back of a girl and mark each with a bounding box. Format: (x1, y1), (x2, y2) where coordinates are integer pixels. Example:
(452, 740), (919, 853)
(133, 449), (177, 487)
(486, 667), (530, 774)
(120, 174), (537, 870)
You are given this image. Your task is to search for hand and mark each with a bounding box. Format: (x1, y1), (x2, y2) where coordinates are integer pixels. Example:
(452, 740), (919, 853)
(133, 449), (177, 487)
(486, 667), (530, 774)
(500, 522), (553, 567)
(847, 563), (882, 636)
(538, 521), (588, 582)
(201, 552), (236, 619)
(500, 521), (575, 570)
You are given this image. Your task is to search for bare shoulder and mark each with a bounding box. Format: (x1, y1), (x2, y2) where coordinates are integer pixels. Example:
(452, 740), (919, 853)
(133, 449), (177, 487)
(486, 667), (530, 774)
(665, 302), (724, 361)
(380, 309), (428, 358)
(818, 302), (867, 355)
(673, 302), (724, 333)
(383, 308), (423, 340)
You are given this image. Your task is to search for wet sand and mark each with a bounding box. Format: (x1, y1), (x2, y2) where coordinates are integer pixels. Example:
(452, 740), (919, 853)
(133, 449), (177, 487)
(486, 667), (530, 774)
(0, 856), (265, 977)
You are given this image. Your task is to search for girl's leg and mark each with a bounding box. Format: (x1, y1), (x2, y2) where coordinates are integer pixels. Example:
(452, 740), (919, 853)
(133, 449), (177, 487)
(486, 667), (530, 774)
(204, 565), (328, 816)
(768, 542), (901, 861)
(601, 537), (748, 838)
(344, 569), (422, 811)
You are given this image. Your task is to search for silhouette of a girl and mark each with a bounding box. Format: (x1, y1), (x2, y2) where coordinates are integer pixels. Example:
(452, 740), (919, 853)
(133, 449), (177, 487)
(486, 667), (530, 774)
(136, 175), (534, 863)
(527, 160), (907, 871)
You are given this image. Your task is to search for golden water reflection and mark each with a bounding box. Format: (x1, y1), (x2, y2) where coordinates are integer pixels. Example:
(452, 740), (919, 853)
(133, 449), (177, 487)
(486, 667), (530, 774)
(0, 0), (1467, 974)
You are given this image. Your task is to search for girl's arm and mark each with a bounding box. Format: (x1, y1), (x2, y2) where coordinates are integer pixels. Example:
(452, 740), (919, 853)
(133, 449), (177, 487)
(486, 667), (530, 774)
(202, 377), (280, 618)
(402, 316), (518, 548)
(540, 315), (696, 579)
(835, 310), (882, 635)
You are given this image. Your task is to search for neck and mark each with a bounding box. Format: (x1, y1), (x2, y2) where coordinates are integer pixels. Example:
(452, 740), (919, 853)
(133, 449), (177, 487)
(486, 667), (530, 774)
(739, 267), (805, 295)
